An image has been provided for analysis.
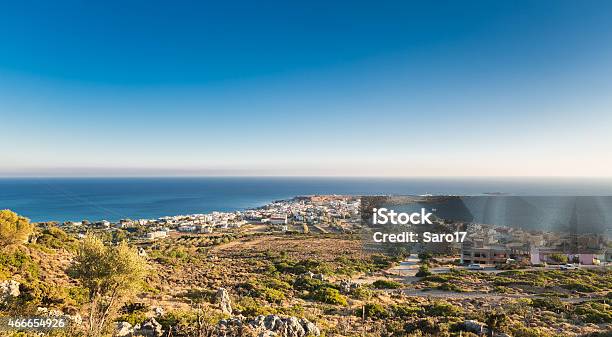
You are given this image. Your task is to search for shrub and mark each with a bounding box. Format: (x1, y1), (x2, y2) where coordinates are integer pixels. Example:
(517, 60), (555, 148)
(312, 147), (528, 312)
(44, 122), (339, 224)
(510, 324), (553, 337)
(361, 303), (388, 319)
(312, 287), (347, 306)
(574, 302), (612, 323)
(350, 286), (372, 300)
(117, 311), (147, 326)
(548, 253), (568, 264)
(0, 210), (34, 248)
(405, 317), (447, 335)
(293, 276), (326, 292)
(437, 282), (465, 292)
(372, 279), (402, 289)
(561, 281), (599, 293)
(530, 297), (566, 312)
(391, 304), (421, 318)
(415, 264), (432, 277)
(0, 249), (40, 281)
(236, 297), (277, 317)
(425, 301), (462, 317)
(418, 252), (433, 261)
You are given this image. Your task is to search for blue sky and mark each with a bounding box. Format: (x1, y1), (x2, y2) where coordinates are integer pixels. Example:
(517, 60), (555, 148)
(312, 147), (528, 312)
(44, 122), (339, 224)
(1, 0), (611, 176)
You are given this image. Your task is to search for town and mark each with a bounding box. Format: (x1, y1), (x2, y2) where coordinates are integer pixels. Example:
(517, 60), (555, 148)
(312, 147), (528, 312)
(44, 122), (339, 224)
(54, 195), (611, 268)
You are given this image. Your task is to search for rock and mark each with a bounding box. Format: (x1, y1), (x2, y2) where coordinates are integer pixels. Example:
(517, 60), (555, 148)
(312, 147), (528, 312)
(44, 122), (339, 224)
(312, 274), (325, 281)
(135, 318), (164, 337)
(300, 318), (320, 337)
(217, 317), (249, 337)
(138, 247), (148, 257)
(0, 280), (20, 304)
(232, 315), (320, 337)
(153, 306), (164, 317)
(216, 288), (233, 315)
(279, 316), (305, 337)
(339, 279), (359, 294)
(302, 271), (315, 279)
(116, 321), (134, 337)
(460, 320), (485, 334)
(264, 315), (282, 331)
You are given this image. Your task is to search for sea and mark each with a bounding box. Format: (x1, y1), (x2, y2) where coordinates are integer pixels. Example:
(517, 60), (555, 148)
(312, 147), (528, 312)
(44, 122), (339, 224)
(1, 177), (611, 223)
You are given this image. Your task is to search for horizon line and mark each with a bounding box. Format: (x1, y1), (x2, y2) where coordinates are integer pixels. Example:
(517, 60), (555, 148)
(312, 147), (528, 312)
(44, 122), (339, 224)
(1, 175), (611, 179)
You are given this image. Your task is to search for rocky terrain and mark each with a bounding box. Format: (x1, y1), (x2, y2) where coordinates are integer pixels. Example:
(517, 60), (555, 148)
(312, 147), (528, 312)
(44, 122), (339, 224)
(0, 220), (611, 337)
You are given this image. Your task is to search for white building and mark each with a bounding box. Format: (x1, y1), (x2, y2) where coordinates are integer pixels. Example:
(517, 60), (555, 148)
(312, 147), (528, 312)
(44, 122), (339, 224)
(269, 214), (288, 225)
(146, 230), (168, 240)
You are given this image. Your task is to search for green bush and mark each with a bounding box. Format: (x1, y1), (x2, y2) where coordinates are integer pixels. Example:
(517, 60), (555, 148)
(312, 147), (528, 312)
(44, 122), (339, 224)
(350, 286), (372, 300)
(437, 282), (465, 292)
(561, 281), (599, 293)
(117, 311), (147, 326)
(574, 302), (612, 323)
(416, 264), (432, 277)
(361, 303), (388, 319)
(0, 249), (40, 280)
(237, 297), (277, 317)
(509, 324), (553, 337)
(530, 297), (566, 312)
(425, 301), (462, 317)
(372, 279), (403, 289)
(391, 303), (421, 317)
(311, 287), (347, 306)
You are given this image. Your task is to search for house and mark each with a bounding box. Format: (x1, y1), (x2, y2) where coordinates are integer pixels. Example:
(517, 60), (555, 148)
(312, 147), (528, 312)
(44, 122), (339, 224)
(269, 214), (288, 225)
(146, 230), (168, 240)
(178, 225), (197, 232)
(530, 247), (606, 265)
(461, 244), (512, 264)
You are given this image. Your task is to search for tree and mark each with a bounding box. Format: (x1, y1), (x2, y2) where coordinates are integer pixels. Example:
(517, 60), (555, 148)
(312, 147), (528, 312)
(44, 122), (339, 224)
(415, 264), (432, 277)
(418, 252), (432, 262)
(549, 253), (568, 264)
(0, 209), (34, 248)
(69, 235), (148, 336)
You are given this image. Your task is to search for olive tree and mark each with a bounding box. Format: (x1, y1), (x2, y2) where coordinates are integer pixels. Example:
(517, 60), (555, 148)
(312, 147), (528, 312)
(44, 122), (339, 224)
(69, 236), (148, 336)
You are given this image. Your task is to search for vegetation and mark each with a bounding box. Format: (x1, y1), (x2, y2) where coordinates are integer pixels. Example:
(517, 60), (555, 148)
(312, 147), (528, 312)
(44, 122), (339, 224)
(0, 209), (34, 248)
(549, 253), (569, 264)
(311, 287), (347, 306)
(372, 279), (403, 289)
(1, 210), (610, 337)
(69, 235), (148, 337)
(415, 264), (432, 277)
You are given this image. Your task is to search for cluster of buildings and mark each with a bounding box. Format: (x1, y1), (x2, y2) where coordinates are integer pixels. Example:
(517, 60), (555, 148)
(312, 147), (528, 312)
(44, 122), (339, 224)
(244, 195), (360, 228)
(61, 195), (361, 240)
(460, 224), (610, 266)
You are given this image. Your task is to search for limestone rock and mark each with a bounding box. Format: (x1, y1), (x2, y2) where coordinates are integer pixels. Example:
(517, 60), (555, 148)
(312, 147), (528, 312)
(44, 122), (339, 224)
(0, 280), (20, 304)
(138, 247), (148, 257)
(312, 274), (325, 281)
(116, 321), (134, 337)
(216, 287), (233, 315)
(299, 318), (320, 337)
(153, 306), (165, 317)
(460, 320), (485, 334)
(135, 318), (164, 337)
(222, 315), (320, 337)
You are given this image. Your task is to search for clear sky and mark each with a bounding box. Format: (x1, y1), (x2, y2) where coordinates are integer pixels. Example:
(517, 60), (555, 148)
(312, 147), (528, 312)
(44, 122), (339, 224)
(1, 0), (611, 177)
